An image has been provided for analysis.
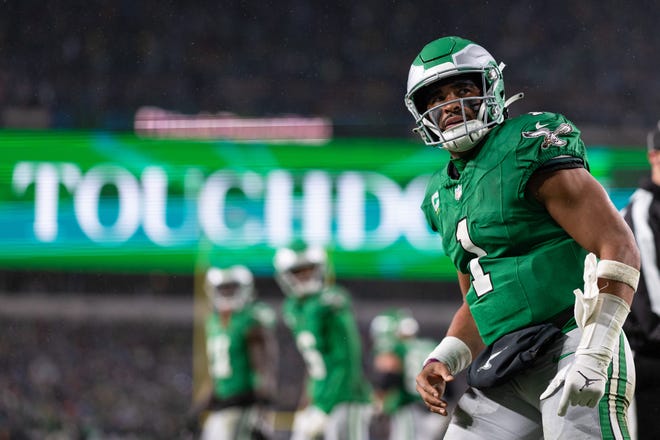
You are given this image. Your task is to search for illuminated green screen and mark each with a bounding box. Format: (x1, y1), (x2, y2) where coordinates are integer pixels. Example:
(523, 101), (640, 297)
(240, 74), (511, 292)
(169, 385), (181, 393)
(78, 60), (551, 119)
(0, 130), (647, 280)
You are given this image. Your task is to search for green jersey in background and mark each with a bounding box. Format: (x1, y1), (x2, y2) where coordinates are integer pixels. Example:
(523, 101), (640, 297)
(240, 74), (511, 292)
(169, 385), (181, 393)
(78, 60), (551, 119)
(205, 302), (276, 399)
(373, 334), (437, 414)
(282, 285), (372, 413)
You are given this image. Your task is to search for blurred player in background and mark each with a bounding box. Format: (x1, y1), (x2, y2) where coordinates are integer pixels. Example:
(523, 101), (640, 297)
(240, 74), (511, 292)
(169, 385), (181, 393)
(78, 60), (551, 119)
(406, 36), (640, 438)
(369, 308), (449, 440)
(273, 244), (372, 440)
(621, 121), (660, 440)
(188, 265), (278, 440)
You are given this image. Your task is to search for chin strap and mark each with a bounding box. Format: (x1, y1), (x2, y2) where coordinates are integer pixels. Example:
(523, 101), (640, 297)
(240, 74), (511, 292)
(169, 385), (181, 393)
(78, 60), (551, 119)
(422, 117), (441, 138)
(504, 92), (525, 109)
(476, 101), (487, 121)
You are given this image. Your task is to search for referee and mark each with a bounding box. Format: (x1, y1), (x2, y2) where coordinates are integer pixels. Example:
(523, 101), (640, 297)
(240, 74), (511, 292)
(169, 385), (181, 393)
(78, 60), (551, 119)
(621, 121), (660, 440)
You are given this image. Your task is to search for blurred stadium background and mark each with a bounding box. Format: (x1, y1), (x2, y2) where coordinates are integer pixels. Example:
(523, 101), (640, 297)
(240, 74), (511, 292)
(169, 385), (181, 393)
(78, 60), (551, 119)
(0, 1), (657, 438)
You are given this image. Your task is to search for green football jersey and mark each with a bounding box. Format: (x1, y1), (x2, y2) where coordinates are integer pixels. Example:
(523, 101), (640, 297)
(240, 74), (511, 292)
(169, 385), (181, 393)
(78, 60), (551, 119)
(373, 336), (437, 414)
(282, 286), (372, 413)
(205, 301), (276, 399)
(421, 112), (588, 345)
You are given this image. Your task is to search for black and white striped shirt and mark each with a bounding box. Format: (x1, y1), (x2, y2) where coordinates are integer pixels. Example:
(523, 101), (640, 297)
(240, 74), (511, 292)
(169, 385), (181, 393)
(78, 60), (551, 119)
(622, 178), (660, 356)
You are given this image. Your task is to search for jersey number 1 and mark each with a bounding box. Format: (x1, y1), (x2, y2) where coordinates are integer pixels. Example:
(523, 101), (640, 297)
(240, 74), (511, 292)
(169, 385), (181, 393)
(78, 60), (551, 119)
(456, 218), (493, 297)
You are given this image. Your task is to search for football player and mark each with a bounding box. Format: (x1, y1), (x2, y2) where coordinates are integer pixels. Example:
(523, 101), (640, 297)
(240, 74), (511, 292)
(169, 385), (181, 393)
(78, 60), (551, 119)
(369, 309), (449, 440)
(189, 265), (278, 440)
(273, 244), (372, 440)
(406, 36), (640, 439)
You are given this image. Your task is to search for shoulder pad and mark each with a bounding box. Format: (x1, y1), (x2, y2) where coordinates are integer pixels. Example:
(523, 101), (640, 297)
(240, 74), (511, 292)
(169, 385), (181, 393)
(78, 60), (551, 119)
(518, 113), (579, 146)
(506, 112), (584, 159)
(319, 286), (349, 308)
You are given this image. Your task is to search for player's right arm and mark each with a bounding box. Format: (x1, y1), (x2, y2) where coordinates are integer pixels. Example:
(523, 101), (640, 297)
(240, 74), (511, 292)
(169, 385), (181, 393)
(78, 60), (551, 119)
(246, 304), (279, 403)
(416, 271), (483, 415)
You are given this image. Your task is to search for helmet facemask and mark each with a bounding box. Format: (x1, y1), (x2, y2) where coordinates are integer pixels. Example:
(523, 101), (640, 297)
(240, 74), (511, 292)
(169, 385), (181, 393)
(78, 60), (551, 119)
(278, 263), (325, 298)
(274, 246), (327, 298)
(418, 70), (501, 152)
(205, 266), (255, 312)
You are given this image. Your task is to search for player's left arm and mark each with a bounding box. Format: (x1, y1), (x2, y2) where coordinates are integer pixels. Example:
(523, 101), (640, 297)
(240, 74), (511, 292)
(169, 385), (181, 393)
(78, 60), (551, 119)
(528, 166), (640, 303)
(529, 166), (640, 415)
(247, 324), (278, 402)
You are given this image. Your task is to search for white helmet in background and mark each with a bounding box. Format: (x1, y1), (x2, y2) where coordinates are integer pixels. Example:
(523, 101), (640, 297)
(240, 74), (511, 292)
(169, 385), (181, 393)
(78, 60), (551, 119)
(273, 245), (328, 297)
(370, 308), (420, 341)
(204, 265), (255, 311)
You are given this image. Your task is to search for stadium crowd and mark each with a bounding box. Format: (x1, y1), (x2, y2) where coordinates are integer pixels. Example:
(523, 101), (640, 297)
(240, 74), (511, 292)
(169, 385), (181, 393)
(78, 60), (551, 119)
(0, 1), (658, 134)
(0, 289), (456, 438)
(0, 317), (193, 438)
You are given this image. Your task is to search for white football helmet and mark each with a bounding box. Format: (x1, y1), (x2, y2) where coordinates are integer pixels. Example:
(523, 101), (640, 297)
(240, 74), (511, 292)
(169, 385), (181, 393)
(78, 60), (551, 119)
(404, 36), (523, 153)
(370, 308), (420, 341)
(273, 245), (328, 297)
(204, 265), (255, 311)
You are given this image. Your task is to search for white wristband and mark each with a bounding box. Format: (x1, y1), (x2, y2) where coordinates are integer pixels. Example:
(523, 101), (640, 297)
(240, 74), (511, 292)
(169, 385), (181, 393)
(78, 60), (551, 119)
(597, 259), (640, 291)
(423, 336), (472, 376)
(576, 293), (630, 365)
